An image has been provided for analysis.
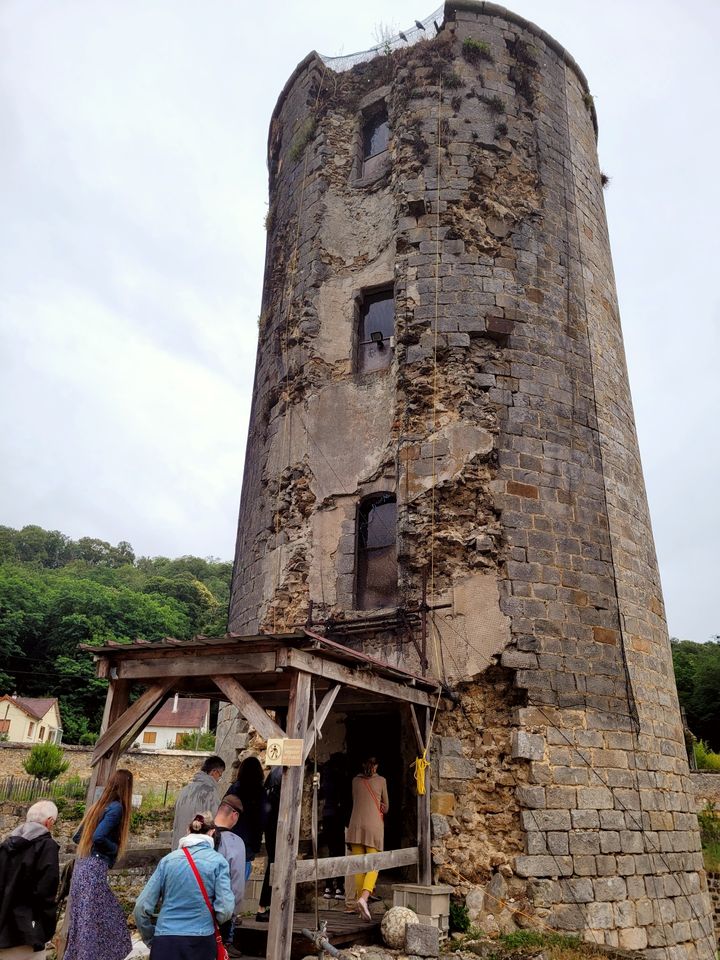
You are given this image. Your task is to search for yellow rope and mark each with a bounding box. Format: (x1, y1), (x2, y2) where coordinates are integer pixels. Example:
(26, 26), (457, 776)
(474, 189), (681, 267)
(412, 750), (430, 794)
(410, 76), (447, 796)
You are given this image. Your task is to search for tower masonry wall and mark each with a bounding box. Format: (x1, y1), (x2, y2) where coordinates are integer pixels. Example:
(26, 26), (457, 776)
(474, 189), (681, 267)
(227, 3), (715, 956)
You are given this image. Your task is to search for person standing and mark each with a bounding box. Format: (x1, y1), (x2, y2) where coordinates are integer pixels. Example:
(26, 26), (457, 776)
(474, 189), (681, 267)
(64, 769), (133, 960)
(225, 755), (264, 881)
(255, 764), (282, 922)
(171, 756), (225, 850)
(134, 813), (234, 960)
(213, 796), (246, 952)
(0, 800), (59, 960)
(319, 752), (349, 902)
(346, 757), (388, 922)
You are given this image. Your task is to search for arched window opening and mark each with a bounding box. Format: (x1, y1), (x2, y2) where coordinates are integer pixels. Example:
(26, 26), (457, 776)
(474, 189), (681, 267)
(356, 494), (397, 610)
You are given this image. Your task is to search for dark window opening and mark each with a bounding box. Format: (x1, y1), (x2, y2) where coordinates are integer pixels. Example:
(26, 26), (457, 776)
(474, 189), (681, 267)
(358, 289), (394, 373)
(362, 110), (389, 178)
(357, 494), (397, 610)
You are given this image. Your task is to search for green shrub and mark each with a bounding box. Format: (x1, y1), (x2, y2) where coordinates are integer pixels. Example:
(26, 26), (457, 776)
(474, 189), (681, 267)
(449, 899), (470, 933)
(462, 37), (494, 64)
(173, 730), (216, 751)
(22, 742), (70, 782)
(694, 739), (720, 770)
(58, 775), (87, 799)
(56, 797), (85, 821)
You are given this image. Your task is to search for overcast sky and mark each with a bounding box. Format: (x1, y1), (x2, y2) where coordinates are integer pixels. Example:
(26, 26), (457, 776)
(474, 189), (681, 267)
(1, 1), (718, 643)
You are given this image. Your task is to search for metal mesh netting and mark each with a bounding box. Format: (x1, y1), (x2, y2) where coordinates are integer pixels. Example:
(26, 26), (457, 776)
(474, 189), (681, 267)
(318, 6), (444, 74)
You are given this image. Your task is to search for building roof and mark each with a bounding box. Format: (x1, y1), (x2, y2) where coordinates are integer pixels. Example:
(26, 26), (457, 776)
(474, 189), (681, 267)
(0, 696), (59, 722)
(150, 697), (210, 729)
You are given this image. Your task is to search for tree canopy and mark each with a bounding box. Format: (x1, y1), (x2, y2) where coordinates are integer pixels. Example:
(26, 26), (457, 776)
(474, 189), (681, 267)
(671, 638), (720, 751)
(0, 525), (232, 743)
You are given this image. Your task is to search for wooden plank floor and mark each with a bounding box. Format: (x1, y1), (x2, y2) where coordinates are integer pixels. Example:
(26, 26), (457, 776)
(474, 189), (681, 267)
(236, 908), (382, 959)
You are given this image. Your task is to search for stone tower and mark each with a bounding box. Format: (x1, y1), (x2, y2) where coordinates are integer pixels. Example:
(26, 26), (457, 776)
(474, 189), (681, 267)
(227, 3), (715, 956)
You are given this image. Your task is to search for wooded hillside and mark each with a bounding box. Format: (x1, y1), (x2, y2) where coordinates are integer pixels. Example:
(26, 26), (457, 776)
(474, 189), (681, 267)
(0, 525), (232, 742)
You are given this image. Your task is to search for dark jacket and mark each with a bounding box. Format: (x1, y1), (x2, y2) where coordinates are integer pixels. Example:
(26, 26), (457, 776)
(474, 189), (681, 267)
(73, 799), (124, 867)
(0, 821), (59, 950)
(226, 779), (263, 860)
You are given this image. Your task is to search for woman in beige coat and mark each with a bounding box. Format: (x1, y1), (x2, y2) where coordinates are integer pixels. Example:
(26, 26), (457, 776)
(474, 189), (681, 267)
(346, 757), (389, 921)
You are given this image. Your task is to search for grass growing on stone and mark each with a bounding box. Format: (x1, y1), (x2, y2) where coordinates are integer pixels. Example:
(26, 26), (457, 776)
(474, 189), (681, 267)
(703, 840), (720, 872)
(288, 117), (317, 162)
(462, 37), (494, 64)
(448, 929), (610, 960)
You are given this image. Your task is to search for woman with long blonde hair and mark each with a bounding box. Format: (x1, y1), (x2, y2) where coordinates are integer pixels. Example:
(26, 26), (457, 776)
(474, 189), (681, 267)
(64, 769), (133, 960)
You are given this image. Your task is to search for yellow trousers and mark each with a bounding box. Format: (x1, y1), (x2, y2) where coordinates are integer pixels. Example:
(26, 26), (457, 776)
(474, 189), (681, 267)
(350, 843), (379, 897)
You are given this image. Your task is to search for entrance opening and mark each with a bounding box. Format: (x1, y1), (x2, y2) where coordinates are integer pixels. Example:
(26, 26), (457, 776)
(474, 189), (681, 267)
(344, 711), (405, 853)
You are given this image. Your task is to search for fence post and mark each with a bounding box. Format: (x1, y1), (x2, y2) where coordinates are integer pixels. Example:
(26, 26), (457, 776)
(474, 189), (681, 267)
(163, 780), (169, 807)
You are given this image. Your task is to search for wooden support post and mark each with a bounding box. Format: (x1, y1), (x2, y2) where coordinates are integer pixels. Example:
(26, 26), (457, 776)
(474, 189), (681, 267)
(86, 678), (130, 805)
(418, 705), (432, 885)
(266, 670), (311, 960)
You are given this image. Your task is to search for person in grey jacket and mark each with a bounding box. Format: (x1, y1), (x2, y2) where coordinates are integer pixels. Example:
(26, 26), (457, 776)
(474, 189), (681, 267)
(171, 756), (225, 850)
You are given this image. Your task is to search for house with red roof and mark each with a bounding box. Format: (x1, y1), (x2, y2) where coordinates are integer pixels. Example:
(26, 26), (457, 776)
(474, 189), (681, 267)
(0, 695), (62, 744)
(138, 694), (210, 750)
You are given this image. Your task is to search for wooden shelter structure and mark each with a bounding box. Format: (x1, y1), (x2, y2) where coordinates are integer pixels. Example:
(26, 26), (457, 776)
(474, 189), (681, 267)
(83, 630), (443, 960)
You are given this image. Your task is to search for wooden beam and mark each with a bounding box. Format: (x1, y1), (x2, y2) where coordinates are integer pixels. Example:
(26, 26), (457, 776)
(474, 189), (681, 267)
(118, 652), (277, 680)
(212, 675), (286, 741)
(278, 648), (438, 708)
(86, 679), (130, 803)
(303, 683), (342, 762)
(90, 679), (175, 766)
(294, 847), (419, 884)
(409, 704), (424, 754)
(417, 706), (432, 886)
(267, 670), (311, 960)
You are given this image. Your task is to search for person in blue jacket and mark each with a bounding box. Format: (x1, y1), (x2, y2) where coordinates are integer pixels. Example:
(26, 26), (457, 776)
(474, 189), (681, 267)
(64, 769), (134, 960)
(134, 812), (234, 960)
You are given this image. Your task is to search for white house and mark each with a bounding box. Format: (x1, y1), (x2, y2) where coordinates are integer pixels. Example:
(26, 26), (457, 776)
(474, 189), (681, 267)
(0, 695), (62, 744)
(139, 695), (210, 749)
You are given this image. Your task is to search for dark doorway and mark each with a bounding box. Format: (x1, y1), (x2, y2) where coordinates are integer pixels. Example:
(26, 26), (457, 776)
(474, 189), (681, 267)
(345, 711), (405, 852)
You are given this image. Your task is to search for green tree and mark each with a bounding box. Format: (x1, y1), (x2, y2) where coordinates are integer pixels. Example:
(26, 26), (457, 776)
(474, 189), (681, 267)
(23, 742), (70, 781)
(671, 638), (720, 750)
(0, 525), (232, 744)
(173, 730), (216, 751)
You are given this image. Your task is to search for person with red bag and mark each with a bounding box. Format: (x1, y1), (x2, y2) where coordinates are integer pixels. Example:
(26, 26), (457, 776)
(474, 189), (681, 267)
(134, 813), (234, 960)
(346, 757), (389, 922)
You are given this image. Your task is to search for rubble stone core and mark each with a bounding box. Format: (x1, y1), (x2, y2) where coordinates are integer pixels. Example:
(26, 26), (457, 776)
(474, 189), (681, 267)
(226, 3), (715, 957)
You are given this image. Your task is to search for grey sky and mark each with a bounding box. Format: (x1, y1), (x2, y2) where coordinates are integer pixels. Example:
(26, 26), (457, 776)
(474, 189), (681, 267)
(1, 1), (718, 642)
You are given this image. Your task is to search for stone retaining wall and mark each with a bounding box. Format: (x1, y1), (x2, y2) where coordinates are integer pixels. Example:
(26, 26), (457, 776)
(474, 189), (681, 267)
(0, 742), (210, 797)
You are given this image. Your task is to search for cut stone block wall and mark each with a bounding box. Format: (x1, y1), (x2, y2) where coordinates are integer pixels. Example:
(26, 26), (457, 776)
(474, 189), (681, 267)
(224, 2), (715, 957)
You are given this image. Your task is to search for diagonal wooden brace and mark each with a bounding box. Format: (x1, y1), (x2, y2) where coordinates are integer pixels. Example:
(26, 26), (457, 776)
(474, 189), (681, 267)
(212, 674), (286, 741)
(91, 679), (176, 766)
(303, 683), (342, 761)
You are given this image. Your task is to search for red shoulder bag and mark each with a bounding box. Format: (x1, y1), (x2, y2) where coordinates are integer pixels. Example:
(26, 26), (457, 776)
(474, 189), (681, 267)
(182, 846), (230, 960)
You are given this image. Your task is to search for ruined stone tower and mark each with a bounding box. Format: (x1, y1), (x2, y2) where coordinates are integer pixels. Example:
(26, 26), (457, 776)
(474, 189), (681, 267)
(227, 3), (715, 956)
